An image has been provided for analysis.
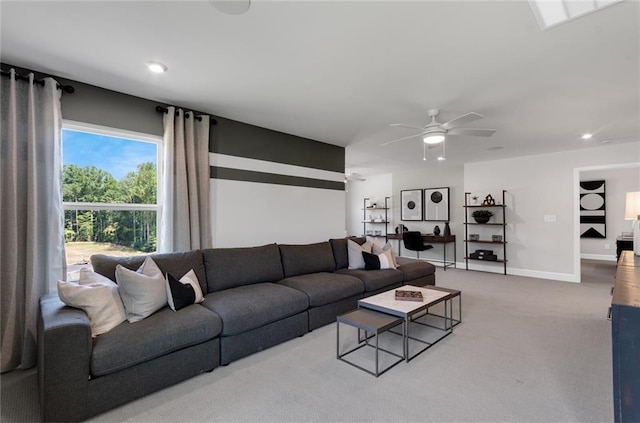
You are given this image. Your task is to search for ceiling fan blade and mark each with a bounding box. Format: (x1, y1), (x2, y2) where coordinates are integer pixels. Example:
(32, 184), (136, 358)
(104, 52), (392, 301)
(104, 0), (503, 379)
(381, 133), (422, 146)
(389, 123), (425, 130)
(441, 112), (484, 130)
(447, 128), (496, 137)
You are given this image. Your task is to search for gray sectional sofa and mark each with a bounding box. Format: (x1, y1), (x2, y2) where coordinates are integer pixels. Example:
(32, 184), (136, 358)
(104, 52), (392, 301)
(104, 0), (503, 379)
(38, 237), (436, 421)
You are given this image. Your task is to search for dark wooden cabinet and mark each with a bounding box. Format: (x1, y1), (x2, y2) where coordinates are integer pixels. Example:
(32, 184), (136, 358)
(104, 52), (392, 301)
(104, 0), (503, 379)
(616, 236), (634, 259)
(612, 251), (640, 422)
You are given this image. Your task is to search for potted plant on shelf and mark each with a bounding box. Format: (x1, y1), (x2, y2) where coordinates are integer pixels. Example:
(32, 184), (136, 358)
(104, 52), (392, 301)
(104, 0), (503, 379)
(472, 210), (493, 223)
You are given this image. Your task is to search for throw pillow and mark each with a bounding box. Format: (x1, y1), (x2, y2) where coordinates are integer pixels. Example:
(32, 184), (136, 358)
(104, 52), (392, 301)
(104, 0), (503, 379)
(347, 239), (372, 269)
(166, 269), (204, 311)
(372, 240), (398, 268)
(57, 269), (127, 337)
(115, 256), (166, 323)
(362, 251), (394, 270)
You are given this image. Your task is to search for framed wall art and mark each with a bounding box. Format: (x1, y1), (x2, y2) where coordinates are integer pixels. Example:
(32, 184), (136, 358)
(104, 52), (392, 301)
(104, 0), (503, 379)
(424, 187), (450, 221)
(400, 189), (423, 221)
(580, 180), (606, 238)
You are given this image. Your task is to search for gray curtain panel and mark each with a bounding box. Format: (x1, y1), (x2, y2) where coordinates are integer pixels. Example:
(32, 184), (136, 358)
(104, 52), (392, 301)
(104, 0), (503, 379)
(161, 107), (212, 252)
(0, 70), (67, 372)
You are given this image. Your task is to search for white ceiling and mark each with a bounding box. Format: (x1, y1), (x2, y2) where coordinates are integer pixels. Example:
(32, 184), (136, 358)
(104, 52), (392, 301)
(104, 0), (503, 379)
(1, 1), (639, 176)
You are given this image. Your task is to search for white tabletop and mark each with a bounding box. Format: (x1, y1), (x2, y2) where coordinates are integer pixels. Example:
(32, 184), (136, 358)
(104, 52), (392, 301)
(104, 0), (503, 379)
(358, 285), (449, 317)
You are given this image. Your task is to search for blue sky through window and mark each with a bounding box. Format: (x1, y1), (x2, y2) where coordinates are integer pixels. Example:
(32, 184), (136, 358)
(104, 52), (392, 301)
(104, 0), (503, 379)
(63, 129), (157, 180)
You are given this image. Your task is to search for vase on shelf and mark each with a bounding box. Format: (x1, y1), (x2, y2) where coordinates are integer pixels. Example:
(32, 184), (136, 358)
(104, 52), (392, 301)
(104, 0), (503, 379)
(444, 222), (451, 236)
(433, 225), (441, 236)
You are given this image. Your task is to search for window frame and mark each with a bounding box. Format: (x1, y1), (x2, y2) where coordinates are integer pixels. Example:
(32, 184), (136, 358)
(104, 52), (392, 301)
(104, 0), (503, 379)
(61, 120), (164, 252)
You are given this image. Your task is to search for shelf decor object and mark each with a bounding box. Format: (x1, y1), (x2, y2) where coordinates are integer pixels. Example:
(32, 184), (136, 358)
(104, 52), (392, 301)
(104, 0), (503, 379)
(424, 187), (450, 221)
(464, 190), (508, 275)
(471, 210), (493, 223)
(401, 189), (423, 221)
(580, 180), (606, 238)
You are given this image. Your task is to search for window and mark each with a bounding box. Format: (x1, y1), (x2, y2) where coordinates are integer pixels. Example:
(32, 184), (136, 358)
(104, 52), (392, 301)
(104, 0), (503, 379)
(62, 121), (162, 272)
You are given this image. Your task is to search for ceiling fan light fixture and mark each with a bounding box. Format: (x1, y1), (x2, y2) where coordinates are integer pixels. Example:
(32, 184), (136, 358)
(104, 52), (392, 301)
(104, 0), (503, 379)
(423, 133), (445, 144)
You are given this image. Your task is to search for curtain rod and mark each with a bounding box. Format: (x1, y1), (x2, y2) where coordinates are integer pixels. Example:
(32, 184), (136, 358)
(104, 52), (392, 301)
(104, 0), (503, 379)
(155, 106), (217, 125)
(1, 69), (75, 94)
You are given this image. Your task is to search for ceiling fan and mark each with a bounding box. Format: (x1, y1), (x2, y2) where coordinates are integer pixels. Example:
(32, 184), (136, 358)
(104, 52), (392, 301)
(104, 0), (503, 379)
(345, 173), (366, 182)
(382, 109), (496, 147)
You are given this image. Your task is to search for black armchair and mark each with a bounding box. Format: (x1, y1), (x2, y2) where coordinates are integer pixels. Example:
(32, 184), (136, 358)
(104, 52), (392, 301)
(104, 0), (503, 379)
(402, 231), (433, 259)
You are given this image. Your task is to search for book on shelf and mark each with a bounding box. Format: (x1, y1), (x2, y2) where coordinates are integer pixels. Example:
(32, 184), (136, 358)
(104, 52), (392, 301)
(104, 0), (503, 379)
(395, 289), (423, 302)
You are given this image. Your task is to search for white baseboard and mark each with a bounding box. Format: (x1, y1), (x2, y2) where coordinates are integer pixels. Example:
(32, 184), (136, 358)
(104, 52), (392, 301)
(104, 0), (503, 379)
(580, 253), (617, 262)
(455, 261), (579, 283)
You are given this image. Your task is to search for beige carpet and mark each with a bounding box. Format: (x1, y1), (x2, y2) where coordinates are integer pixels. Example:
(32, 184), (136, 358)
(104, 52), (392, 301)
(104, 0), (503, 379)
(1, 260), (615, 422)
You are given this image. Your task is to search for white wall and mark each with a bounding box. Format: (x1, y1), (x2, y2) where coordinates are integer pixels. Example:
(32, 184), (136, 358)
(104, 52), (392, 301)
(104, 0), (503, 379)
(211, 179), (346, 247)
(464, 141), (640, 282)
(345, 173), (392, 237)
(580, 166), (640, 260)
(391, 165), (464, 262)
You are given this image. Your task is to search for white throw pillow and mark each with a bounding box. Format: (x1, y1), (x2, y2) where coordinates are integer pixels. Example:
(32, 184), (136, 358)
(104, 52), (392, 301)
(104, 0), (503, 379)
(57, 269), (127, 337)
(372, 240), (398, 268)
(348, 239), (372, 269)
(165, 269), (205, 311)
(115, 256), (166, 323)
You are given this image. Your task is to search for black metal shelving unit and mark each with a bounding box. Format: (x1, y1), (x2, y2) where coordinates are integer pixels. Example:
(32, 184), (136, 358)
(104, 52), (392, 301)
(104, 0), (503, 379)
(363, 197), (390, 242)
(463, 190), (507, 275)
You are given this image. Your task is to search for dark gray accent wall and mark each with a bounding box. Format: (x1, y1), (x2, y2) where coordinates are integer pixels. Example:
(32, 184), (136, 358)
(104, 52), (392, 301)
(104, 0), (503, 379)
(57, 78), (163, 136)
(1, 63), (162, 136)
(1, 62), (345, 190)
(211, 116), (344, 173)
(211, 167), (345, 191)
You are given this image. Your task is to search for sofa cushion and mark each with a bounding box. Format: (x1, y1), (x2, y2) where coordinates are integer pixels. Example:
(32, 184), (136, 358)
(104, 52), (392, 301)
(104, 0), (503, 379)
(201, 283), (308, 336)
(396, 256), (436, 281)
(278, 272), (364, 307)
(279, 242), (335, 278)
(329, 237), (366, 270)
(202, 244), (284, 293)
(91, 250), (207, 295)
(336, 268), (403, 293)
(90, 304), (222, 377)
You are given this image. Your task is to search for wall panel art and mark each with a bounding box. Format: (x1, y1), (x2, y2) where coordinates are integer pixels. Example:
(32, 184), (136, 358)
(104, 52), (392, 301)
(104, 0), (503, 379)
(580, 180), (606, 238)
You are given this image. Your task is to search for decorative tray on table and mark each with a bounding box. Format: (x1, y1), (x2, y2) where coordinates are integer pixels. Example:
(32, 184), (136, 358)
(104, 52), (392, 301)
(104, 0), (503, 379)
(395, 289), (423, 302)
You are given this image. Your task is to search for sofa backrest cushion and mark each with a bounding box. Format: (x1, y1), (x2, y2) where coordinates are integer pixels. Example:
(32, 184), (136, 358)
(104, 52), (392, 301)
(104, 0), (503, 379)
(329, 237), (366, 270)
(90, 250), (207, 295)
(202, 243), (284, 293)
(279, 241), (336, 277)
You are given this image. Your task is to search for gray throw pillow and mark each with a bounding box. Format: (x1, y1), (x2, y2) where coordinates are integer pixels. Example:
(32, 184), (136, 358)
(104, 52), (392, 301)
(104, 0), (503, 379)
(116, 256), (166, 323)
(347, 239), (372, 269)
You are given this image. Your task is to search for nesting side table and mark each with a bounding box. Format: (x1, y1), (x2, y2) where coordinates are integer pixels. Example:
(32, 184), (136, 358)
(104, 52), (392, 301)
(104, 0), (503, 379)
(336, 308), (404, 377)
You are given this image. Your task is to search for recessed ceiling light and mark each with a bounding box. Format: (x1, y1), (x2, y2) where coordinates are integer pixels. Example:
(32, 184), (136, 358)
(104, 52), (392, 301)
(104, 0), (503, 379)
(437, 156), (446, 161)
(146, 61), (168, 74)
(581, 133), (593, 140)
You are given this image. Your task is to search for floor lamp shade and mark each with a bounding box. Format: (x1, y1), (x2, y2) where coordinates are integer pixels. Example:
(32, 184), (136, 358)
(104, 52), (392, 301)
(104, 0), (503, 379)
(625, 191), (640, 255)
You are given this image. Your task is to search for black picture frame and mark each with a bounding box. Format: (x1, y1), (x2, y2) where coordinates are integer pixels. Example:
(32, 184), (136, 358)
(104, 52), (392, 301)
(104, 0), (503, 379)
(401, 189), (423, 221)
(424, 187), (450, 222)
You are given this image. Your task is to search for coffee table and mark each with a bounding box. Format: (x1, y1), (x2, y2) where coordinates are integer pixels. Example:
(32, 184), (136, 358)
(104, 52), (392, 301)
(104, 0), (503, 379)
(358, 285), (456, 362)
